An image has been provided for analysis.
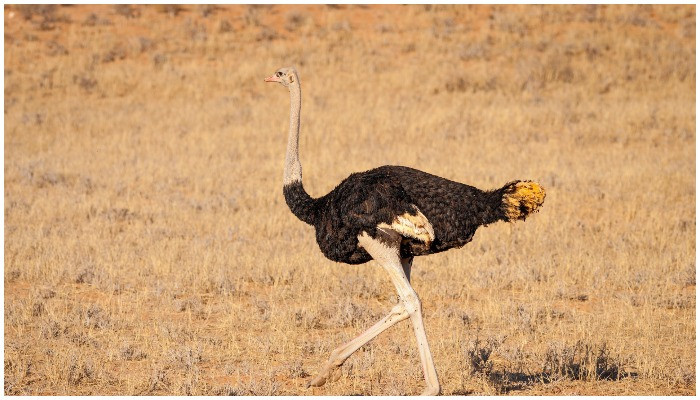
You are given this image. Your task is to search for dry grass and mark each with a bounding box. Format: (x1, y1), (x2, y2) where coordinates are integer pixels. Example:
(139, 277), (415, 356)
(4, 4), (695, 395)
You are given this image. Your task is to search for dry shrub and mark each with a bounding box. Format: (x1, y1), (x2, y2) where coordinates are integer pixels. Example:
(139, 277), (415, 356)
(544, 341), (633, 381)
(121, 344), (147, 361)
(82, 304), (111, 330)
(167, 346), (203, 371)
(467, 336), (506, 376)
(66, 354), (95, 386)
(294, 309), (323, 329)
(285, 11), (308, 32)
(158, 4), (184, 17)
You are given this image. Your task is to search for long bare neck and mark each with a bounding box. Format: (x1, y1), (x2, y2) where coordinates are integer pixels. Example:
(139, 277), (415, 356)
(282, 75), (316, 225)
(284, 82), (302, 185)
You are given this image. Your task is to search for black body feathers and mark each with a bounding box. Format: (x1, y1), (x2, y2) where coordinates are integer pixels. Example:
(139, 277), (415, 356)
(283, 166), (543, 265)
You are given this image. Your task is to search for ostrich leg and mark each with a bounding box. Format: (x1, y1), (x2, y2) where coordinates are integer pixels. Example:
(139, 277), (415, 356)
(401, 256), (413, 281)
(357, 232), (440, 396)
(307, 256), (415, 388)
(306, 303), (409, 388)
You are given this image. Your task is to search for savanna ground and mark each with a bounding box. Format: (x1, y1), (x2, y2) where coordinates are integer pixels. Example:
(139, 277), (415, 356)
(3, 4), (696, 396)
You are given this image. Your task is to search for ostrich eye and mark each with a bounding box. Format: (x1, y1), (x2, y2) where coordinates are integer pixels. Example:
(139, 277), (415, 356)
(276, 71), (283, 77)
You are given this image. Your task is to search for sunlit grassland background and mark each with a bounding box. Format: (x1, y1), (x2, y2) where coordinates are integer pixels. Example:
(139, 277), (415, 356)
(4, 4), (695, 395)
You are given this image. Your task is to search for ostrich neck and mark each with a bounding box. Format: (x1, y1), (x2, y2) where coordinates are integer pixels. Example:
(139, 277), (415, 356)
(284, 84), (302, 185)
(281, 80), (316, 225)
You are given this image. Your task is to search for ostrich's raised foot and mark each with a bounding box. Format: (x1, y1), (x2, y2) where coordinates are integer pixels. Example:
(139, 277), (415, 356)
(306, 364), (341, 388)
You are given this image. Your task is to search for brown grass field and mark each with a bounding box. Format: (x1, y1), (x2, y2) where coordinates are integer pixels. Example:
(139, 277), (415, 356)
(3, 4), (696, 395)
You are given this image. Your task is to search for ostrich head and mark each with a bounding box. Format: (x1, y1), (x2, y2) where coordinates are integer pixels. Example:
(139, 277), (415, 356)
(264, 67), (298, 87)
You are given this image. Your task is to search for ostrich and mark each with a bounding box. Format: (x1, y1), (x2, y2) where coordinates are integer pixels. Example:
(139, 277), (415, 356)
(264, 67), (545, 395)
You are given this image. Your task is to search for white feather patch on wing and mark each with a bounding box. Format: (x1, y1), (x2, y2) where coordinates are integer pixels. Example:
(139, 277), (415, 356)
(377, 206), (435, 245)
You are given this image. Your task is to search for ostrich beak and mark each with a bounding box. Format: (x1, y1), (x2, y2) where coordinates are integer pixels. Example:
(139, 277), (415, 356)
(264, 75), (281, 83)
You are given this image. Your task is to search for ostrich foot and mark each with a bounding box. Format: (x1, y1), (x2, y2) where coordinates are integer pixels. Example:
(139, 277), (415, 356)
(306, 364), (341, 388)
(420, 385), (440, 396)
